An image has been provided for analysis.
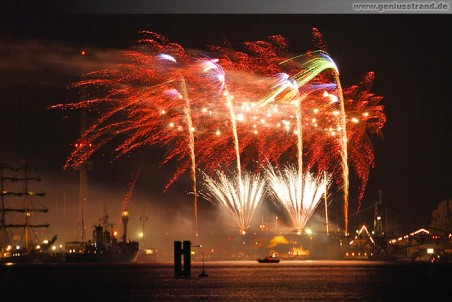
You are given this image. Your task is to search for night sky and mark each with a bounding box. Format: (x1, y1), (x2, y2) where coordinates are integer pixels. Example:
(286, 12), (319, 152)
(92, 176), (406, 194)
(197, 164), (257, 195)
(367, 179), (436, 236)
(0, 13), (450, 238)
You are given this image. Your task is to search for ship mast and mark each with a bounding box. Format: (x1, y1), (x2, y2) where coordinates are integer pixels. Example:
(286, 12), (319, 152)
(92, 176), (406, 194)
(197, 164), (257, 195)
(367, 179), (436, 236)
(0, 161), (49, 254)
(0, 163), (18, 256)
(374, 189), (384, 235)
(73, 109), (93, 243)
(15, 161), (49, 252)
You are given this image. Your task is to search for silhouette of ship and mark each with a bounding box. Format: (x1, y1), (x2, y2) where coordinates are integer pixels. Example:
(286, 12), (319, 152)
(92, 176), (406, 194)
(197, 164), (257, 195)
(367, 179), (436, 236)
(65, 210), (139, 263)
(0, 162), (59, 263)
(64, 109), (139, 263)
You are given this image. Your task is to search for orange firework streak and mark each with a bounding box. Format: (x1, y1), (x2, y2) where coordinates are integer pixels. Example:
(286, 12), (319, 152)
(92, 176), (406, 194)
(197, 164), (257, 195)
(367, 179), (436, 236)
(116, 165), (143, 234)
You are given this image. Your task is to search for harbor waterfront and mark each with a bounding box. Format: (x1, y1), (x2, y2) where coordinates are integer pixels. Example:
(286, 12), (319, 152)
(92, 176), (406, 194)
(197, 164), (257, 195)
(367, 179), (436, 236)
(1, 12), (450, 302)
(1, 261), (451, 301)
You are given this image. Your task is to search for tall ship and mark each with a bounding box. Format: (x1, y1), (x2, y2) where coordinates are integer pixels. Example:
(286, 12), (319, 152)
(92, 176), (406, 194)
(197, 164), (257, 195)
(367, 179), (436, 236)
(0, 161), (58, 263)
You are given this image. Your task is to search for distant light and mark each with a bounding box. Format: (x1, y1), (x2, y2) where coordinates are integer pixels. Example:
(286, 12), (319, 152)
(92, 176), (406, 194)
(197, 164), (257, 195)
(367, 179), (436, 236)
(377, 216), (381, 220)
(81, 50), (86, 56)
(52, 246), (57, 251)
(43, 240), (49, 244)
(305, 228), (312, 235)
(36, 245), (41, 249)
(427, 248), (434, 254)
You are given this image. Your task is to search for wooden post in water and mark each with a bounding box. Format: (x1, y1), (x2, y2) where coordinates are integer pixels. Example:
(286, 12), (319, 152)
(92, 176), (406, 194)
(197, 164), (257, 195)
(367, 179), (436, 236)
(174, 240), (191, 278)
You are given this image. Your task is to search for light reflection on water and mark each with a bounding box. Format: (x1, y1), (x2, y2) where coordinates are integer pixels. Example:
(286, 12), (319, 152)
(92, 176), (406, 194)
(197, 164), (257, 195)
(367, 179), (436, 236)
(1, 260), (451, 301)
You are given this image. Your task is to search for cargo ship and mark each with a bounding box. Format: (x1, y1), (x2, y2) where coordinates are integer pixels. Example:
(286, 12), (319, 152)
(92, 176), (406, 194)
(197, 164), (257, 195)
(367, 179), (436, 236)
(65, 210), (139, 263)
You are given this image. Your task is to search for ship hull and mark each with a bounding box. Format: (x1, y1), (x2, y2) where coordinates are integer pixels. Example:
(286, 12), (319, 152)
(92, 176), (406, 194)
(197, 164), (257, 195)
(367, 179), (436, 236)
(65, 240), (139, 263)
(65, 249), (139, 263)
(0, 252), (65, 264)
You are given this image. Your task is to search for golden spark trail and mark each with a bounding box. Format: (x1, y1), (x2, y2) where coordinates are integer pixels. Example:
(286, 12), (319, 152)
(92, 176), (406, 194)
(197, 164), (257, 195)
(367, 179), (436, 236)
(202, 170), (265, 235)
(159, 50), (200, 237)
(224, 87), (247, 233)
(179, 79), (199, 236)
(225, 88), (243, 185)
(200, 60), (264, 235)
(333, 74), (349, 236)
(265, 164), (330, 233)
(260, 51), (350, 235)
(296, 97), (303, 199)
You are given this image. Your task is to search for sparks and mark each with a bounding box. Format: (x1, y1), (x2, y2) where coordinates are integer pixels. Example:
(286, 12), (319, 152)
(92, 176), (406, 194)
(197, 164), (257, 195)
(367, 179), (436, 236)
(265, 164), (331, 234)
(54, 29), (385, 235)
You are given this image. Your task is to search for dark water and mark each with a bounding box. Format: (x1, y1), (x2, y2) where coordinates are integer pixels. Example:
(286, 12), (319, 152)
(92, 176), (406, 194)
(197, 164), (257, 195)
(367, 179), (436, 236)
(1, 261), (451, 301)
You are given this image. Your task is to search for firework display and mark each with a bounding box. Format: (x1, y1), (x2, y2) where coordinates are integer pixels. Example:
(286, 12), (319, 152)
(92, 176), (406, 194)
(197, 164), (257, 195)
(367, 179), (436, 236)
(202, 170), (266, 235)
(54, 29), (385, 234)
(265, 164), (330, 234)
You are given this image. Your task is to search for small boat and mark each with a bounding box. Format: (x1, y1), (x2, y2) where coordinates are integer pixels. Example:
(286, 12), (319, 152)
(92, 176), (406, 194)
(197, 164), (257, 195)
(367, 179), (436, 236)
(257, 255), (280, 263)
